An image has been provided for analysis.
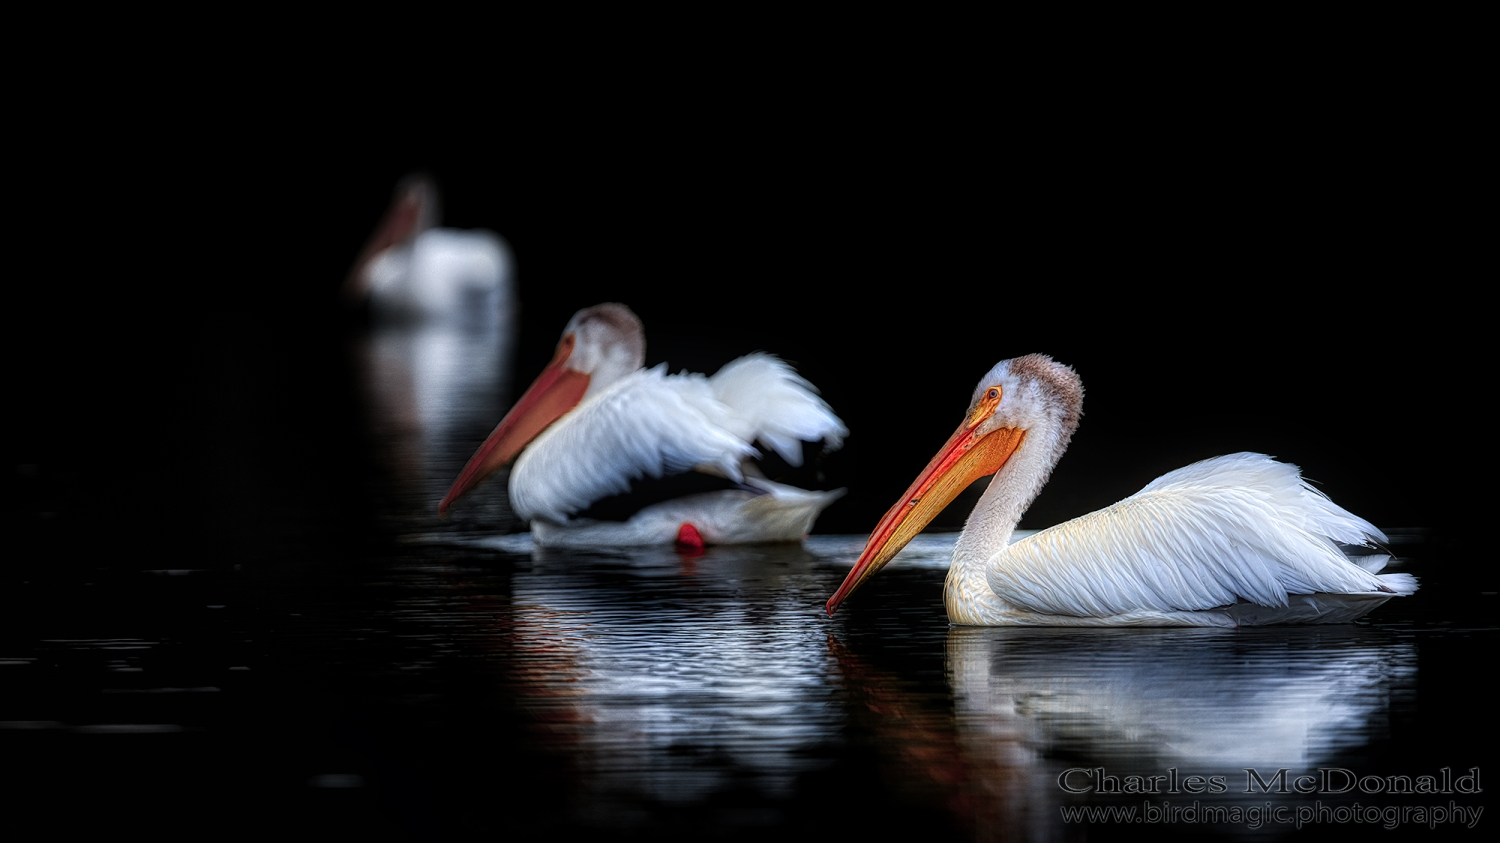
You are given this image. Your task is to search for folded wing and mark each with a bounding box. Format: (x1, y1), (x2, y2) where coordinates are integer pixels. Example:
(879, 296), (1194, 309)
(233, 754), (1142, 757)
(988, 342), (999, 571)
(987, 453), (1410, 617)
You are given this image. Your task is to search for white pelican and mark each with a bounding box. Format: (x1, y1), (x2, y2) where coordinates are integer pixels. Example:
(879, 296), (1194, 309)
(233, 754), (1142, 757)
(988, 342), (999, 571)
(439, 303), (848, 548)
(343, 174), (513, 327)
(825, 354), (1416, 626)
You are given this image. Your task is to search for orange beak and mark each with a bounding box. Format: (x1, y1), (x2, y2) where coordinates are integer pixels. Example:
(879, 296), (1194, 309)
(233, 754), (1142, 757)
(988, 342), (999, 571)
(438, 334), (591, 516)
(825, 392), (1023, 615)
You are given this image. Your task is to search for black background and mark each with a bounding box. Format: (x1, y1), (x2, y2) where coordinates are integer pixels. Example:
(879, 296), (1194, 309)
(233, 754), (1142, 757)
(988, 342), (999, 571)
(12, 72), (1485, 579)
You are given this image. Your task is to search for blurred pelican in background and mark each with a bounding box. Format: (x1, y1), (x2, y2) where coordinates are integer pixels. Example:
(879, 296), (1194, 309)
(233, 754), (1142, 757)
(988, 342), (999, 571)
(440, 303), (847, 548)
(346, 175), (519, 527)
(344, 173), (513, 329)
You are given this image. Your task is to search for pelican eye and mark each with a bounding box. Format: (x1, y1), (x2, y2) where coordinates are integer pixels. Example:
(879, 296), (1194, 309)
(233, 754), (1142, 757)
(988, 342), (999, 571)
(986, 388), (999, 400)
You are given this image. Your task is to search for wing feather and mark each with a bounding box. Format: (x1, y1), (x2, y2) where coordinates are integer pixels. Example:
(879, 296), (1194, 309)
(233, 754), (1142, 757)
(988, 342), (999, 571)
(510, 365), (758, 523)
(987, 453), (1392, 617)
(707, 353), (847, 465)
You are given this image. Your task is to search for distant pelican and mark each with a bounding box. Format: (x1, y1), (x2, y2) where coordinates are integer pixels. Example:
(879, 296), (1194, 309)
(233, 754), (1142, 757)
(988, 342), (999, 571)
(441, 303), (847, 548)
(826, 354), (1415, 626)
(344, 173), (512, 328)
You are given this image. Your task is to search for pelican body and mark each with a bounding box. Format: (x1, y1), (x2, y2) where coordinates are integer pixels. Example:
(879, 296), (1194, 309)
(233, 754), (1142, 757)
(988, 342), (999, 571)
(826, 354), (1415, 626)
(441, 304), (848, 548)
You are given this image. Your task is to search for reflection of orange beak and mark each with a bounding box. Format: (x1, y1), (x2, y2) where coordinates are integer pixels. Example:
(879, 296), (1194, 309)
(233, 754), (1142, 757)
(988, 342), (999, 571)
(825, 400), (1024, 615)
(439, 335), (591, 516)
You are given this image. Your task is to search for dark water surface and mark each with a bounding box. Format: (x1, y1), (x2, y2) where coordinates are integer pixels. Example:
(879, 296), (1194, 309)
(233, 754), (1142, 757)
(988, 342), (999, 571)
(6, 324), (1494, 842)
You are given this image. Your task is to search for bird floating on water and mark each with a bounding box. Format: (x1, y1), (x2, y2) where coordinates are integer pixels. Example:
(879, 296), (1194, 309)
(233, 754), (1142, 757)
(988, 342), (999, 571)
(825, 354), (1415, 626)
(343, 174), (513, 328)
(440, 303), (848, 548)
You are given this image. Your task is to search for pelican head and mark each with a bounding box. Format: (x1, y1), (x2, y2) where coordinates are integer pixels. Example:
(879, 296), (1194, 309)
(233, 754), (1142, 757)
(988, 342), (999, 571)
(343, 174), (441, 303)
(438, 303), (646, 515)
(825, 354), (1082, 614)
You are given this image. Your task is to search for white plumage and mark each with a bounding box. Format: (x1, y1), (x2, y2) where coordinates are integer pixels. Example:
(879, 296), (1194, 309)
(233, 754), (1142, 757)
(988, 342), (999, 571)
(442, 304), (847, 547)
(511, 364), (756, 522)
(974, 453), (1416, 625)
(826, 354), (1415, 626)
(363, 228), (511, 323)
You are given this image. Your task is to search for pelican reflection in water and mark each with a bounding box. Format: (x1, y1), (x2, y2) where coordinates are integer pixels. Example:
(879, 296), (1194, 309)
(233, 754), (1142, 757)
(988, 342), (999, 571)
(827, 620), (1417, 841)
(458, 542), (847, 808)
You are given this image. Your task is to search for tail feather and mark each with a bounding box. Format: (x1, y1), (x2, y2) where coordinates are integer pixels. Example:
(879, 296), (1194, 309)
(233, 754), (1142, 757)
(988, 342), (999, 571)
(1349, 554), (1392, 573)
(1376, 572), (1420, 596)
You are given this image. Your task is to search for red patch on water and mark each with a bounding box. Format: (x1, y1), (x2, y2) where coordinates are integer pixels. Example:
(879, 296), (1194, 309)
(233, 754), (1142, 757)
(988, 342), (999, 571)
(675, 523), (706, 555)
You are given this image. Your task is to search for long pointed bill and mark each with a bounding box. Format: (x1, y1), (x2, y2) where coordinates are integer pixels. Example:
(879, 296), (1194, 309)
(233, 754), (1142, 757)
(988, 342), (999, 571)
(439, 335), (589, 516)
(825, 408), (1024, 615)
